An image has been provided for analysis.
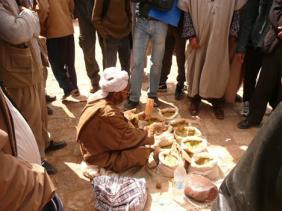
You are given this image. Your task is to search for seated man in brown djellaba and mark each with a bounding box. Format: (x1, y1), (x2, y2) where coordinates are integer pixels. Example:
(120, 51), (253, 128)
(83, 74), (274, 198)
(77, 67), (154, 175)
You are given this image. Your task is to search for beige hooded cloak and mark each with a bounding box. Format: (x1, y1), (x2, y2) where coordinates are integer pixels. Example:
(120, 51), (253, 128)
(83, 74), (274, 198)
(186, 0), (246, 99)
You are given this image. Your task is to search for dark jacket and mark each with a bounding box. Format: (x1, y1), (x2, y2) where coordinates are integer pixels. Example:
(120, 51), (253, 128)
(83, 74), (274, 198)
(262, 0), (282, 52)
(236, 0), (273, 53)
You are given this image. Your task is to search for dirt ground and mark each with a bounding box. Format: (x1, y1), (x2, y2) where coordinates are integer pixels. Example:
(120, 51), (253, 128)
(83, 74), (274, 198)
(45, 21), (259, 211)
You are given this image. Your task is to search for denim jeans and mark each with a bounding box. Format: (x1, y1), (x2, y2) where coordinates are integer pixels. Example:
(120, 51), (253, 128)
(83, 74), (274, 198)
(129, 18), (168, 102)
(75, 0), (101, 88)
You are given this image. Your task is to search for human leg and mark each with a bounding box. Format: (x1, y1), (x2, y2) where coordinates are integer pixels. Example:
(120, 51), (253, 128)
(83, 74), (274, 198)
(175, 31), (186, 87)
(238, 44), (282, 129)
(174, 28), (186, 99)
(242, 47), (263, 102)
(62, 35), (78, 92)
(148, 21), (168, 99)
(118, 36), (131, 73)
(47, 38), (72, 95)
(128, 18), (150, 103)
(159, 26), (175, 87)
(103, 38), (119, 68)
(77, 16), (100, 89)
(241, 47), (262, 116)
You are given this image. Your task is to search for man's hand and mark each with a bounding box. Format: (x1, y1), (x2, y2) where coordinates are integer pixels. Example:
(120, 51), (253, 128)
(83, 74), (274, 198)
(189, 37), (200, 49)
(278, 26), (282, 40)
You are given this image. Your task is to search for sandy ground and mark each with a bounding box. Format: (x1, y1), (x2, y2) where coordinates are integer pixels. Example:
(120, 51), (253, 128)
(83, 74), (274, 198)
(45, 21), (259, 210)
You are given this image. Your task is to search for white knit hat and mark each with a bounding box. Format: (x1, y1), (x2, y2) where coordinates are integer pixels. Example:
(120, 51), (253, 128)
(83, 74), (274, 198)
(87, 67), (129, 103)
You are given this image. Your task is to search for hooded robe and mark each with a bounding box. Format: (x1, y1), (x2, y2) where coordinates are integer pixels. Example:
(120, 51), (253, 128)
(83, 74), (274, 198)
(186, 0), (246, 99)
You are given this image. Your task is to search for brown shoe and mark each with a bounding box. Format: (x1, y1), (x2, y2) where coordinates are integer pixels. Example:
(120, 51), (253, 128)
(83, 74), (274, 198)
(189, 101), (200, 116)
(212, 105), (224, 120)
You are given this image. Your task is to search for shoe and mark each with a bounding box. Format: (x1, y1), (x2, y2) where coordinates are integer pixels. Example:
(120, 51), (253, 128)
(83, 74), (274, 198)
(212, 105), (225, 120)
(124, 100), (139, 110)
(237, 119), (260, 129)
(70, 89), (80, 97)
(45, 140), (67, 153)
(45, 94), (56, 103)
(240, 101), (249, 117)
(62, 89), (80, 99)
(47, 106), (53, 115)
(174, 84), (184, 100)
(189, 101), (200, 116)
(157, 83), (167, 92)
(235, 94), (243, 103)
(90, 87), (99, 94)
(62, 89), (87, 102)
(42, 160), (57, 175)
